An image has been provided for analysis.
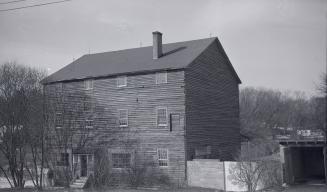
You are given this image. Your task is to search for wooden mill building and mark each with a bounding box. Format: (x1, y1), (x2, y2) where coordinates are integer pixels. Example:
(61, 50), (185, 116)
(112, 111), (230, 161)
(42, 32), (241, 185)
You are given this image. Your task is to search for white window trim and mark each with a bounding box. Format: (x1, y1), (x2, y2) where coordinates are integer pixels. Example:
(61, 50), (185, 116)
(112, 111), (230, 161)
(85, 79), (93, 90)
(156, 72), (167, 84)
(156, 107), (168, 127)
(84, 100), (93, 112)
(157, 148), (169, 167)
(56, 83), (63, 92)
(85, 119), (93, 129)
(55, 112), (63, 129)
(117, 76), (127, 87)
(118, 109), (128, 127)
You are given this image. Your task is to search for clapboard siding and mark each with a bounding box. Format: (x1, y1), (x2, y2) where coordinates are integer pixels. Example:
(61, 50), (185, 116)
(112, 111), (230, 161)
(185, 40), (240, 161)
(45, 70), (186, 183)
(44, 39), (241, 184)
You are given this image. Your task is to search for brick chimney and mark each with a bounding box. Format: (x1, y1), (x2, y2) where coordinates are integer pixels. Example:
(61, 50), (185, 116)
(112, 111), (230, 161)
(152, 31), (162, 59)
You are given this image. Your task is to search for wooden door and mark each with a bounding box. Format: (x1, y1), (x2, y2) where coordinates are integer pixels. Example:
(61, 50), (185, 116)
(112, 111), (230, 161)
(80, 155), (87, 177)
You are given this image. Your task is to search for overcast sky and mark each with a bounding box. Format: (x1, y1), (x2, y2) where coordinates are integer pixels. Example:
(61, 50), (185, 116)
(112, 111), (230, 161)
(0, 0), (326, 96)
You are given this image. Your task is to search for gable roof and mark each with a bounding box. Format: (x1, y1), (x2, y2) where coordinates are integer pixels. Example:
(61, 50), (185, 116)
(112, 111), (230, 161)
(42, 37), (241, 84)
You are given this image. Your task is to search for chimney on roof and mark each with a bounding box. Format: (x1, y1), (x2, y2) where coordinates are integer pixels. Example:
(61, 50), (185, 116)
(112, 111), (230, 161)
(152, 31), (162, 59)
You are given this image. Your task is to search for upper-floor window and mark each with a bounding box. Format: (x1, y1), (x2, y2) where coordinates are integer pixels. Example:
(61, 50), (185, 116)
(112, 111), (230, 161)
(85, 79), (93, 90)
(85, 119), (93, 128)
(55, 83), (63, 92)
(117, 76), (127, 87)
(157, 148), (168, 167)
(84, 100), (92, 112)
(156, 72), (167, 84)
(118, 109), (128, 127)
(55, 113), (63, 128)
(112, 153), (131, 168)
(157, 107), (167, 127)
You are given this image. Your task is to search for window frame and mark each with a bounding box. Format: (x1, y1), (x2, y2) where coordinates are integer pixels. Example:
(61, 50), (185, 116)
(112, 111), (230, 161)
(157, 148), (169, 167)
(57, 152), (69, 166)
(56, 83), (63, 92)
(117, 76), (127, 87)
(55, 112), (63, 129)
(156, 72), (167, 84)
(156, 107), (168, 127)
(84, 79), (93, 90)
(83, 100), (93, 112)
(85, 119), (94, 129)
(111, 153), (132, 169)
(118, 109), (128, 127)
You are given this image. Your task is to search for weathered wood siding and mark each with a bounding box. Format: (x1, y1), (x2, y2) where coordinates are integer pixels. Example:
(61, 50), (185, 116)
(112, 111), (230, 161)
(185, 40), (240, 161)
(45, 70), (186, 183)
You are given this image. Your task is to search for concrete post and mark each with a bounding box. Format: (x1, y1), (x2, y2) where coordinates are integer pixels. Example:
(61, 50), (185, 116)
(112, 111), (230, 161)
(280, 145), (291, 185)
(324, 146), (327, 184)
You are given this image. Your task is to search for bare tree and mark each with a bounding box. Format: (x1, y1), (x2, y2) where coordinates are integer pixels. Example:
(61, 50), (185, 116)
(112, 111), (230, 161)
(229, 140), (282, 192)
(0, 62), (45, 188)
(44, 85), (96, 186)
(240, 87), (324, 140)
(316, 73), (327, 97)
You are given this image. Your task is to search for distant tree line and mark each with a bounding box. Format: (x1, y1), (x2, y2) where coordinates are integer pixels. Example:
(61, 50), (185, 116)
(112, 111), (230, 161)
(240, 84), (326, 141)
(231, 73), (326, 191)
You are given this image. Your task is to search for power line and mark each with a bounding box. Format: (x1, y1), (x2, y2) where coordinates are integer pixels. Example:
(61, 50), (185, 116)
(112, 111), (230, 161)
(0, 0), (28, 5)
(0, 0), (72, 12)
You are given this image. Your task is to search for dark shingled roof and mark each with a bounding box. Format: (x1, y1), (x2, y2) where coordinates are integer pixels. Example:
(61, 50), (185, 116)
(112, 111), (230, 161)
(42, 37), (240, 84)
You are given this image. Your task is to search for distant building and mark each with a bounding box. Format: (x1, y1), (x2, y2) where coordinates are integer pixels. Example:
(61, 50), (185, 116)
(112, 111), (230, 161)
(42, 32), (241, 185)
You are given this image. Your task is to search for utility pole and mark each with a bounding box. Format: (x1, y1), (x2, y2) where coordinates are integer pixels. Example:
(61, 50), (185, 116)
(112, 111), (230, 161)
(324, 12), (327, 185)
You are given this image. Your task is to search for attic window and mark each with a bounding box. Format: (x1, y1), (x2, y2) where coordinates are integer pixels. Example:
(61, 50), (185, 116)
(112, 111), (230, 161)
(156, 72), (167, 84)
(56, 83), (63, 92)
(85, 80), (93, 90)
(117, 76), (127, 87)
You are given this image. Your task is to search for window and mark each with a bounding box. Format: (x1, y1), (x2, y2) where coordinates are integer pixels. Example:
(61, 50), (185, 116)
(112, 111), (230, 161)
(195, 146), (211, 159)
(73, 154), (78, 170)
(156, 72), (167, 84)
(118, 109), (128, 127)
(55, 113), (63, 128)
(85, 119), (93, 128)
(117, 76), (127, 87)
(56, 83), (63, 92)
(112, 153), (131, 168)
(157, 149), (168, 167)
(170, 113), (181, 132)
(85, 79), (93, 90)
(73, 154), (78, 163)
(88, 155), (93, 163)
(84, 101), (92, 112)
(57, 153), (69, 166)
(157, 107), (167, 126)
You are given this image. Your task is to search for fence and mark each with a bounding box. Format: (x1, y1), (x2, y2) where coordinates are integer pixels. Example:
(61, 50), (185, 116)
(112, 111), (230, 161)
(187, 159), (263, 191)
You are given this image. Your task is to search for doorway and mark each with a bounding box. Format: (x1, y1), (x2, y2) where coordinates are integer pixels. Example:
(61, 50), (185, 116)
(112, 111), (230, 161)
(290, 146), (326, 184)
(80, 155), (87, 177)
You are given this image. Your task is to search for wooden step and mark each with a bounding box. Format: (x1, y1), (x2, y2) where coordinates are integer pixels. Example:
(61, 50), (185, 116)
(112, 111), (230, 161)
(70, 177), (88, 189)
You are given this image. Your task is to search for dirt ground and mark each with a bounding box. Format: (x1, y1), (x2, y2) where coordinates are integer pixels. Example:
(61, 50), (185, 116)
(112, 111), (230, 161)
(0, 187), (217, 192)
(282, 184), (327, 192)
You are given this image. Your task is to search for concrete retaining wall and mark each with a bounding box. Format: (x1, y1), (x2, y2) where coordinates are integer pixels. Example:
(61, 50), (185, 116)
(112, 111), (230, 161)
(187, 159), (225, 190)
(187, 160), (263, 191)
